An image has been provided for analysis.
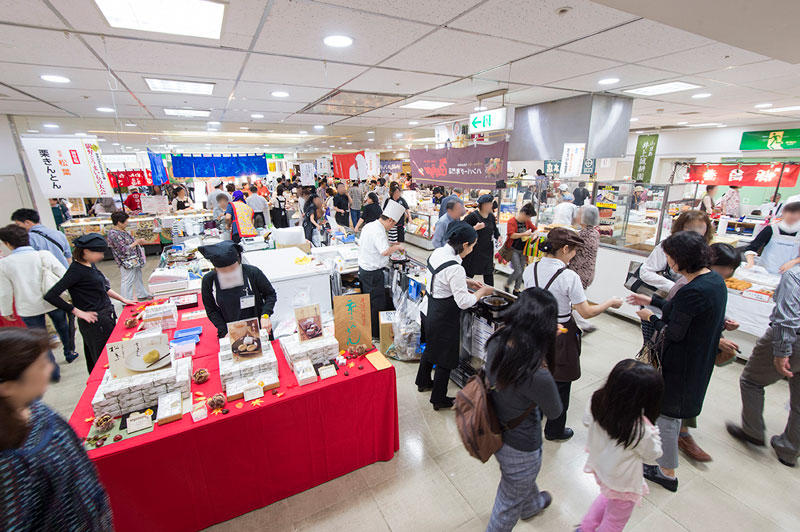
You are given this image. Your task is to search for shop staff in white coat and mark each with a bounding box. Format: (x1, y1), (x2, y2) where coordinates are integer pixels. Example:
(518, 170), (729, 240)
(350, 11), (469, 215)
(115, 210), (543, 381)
(415, 222), (494, 410)
(523, 228), (622, 441)
(357, 199), (406, 338)
(744, 195), (800, 274)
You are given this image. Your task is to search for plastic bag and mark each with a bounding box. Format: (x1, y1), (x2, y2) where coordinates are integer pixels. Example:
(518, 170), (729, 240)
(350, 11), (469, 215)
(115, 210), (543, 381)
(387, 285), (421, 361)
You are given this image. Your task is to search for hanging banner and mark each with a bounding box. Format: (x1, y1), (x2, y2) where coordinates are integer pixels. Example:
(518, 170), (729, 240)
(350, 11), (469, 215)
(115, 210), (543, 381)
(107, 169), (153, 188)
(21, 137), (112, 198)
(632, 134), (659, 183)
(410, 141), (508, 187)
(559, 143), (586, 178)
(299, 163), (315, 185)
(332, 151), (367, 181)
(685, 163), (799, 187)
(170, 154), (268, 178)
(315, 157), (331, 175)
(544, 160), (561, 176)
(365, 151), (380, 177)
(380, 160), (403, 174)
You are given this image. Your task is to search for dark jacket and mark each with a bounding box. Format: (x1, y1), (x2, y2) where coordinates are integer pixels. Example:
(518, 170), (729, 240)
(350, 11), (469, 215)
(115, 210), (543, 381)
(461, 210), (500, 276)
(201, 264), (277, 337)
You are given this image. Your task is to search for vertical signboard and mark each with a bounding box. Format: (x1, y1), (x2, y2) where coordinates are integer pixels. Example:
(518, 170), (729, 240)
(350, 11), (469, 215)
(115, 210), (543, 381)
(632, 134), (658, 183)
(21, 136), (112, 198)
(559, 143), (586, 178)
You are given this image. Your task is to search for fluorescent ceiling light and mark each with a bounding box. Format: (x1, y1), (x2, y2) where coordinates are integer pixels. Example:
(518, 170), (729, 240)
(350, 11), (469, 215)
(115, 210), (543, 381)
(94, 0), (225, 39)
(624, 82), (701, 96)
(207, 121), (220, 125)
(43, 123), (59, 129)
(598, 77), (620, 85)
(400, 100), (453, 110)
(366, 130), (374, 134)
(145, 77), (214, 95)
(323, 35), (353, 48)
(688, 122), (723, 127)
(395, 133), (403, 137)
(717, 124), (726, 128)
(96, 106), (115, 113)
(677, 121), (689, 125)
(313, 125), (324, 130)
(408, 121), (419, 125)
(26, 129), (39, 133)
(754, 103), (772, 109)
(299, 130), (308, 135)
(764, 105), (800, 112)
(164, 108), (211, 117)
(40, 74), (70, 84)
(251, 113), (264, 119)
(75, 132), (87, 137)
(474, 106), (487, 111)
(239, 127), (249, 130)
(629, 117), (639, 122)
(271, 91), (289, 98)
(368, 138), (374, 142)
(691, 92), (712, 99)
(329, 145), (335, 147)
(125, 122), (137, 127)
(112, 142), (120, 146)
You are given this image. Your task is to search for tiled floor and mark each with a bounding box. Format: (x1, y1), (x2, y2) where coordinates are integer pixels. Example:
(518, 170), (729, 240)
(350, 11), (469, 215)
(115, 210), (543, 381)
(43, 252), (799, 532)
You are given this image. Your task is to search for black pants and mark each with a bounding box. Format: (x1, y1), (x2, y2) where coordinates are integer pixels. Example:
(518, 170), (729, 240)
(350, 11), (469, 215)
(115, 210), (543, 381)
(544, 381), (572, 437)
(359, 267), (385, 338)
(482, 273), (494, 286)
(415, 358), (451, 404)
(77, 308), (117, 374)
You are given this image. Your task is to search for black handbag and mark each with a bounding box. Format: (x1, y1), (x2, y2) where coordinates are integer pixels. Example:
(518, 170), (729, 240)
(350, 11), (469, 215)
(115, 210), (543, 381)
(624, 261), (672, 297)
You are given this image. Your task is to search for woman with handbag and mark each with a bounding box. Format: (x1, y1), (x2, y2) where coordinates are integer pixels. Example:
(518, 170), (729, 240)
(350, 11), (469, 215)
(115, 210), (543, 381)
(631, 231), (727, 492)
(502, 203), (536, 295)
(106, 211), (152, 302)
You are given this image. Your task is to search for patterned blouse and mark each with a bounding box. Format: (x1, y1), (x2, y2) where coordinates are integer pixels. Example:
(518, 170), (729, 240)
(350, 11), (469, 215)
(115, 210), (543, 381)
(569, 226), (600, 289)
(106, 227), (145, 269)
(0, 401), (112, 531)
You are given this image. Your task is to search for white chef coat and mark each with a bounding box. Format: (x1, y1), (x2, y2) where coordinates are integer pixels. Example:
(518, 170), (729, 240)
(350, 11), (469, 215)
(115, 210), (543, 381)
(522, 257), (586, 322)
(358, 220), (390, 271)
(552, 201), (578, 226)
(420, 244), (478, 315)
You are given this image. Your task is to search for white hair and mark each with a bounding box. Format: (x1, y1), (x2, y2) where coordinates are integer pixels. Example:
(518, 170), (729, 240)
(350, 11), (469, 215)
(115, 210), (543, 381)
(581, 205), (600, 227)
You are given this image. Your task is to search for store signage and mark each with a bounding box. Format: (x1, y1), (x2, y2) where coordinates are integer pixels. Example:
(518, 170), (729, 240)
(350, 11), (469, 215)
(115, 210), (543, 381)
(468, 107), (508, 134)
(316, 158), (331, 175)
(333, 294), (371, 350)
(410, 141), (508, 187)
(559, 143), (586, 178)
(140, 195), (169, 215)
(264, 153), (285, 159)
(685, 163), (799, 187)
(544, 160), (561, 176)
(364, 151), (380, 177)
(107, 169), (153, 188)
(171, 154), (268, 178)
(740, 129), (800, 151)
(632, 134), (658, 183)
(21, 136), (112, 198)
(332, 151), (367, 181)
(582, 158), (596, 175)
(299, 163), (315, 185)
(596, 185), (619, 210)
(380, 160), (403, 174)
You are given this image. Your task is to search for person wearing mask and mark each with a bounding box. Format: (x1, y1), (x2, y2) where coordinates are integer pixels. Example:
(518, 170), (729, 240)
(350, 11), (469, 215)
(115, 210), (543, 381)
(357, 201), (406, 338)
(573, 181), (591, 206)
(355, 192), (382, 232)
(502, 203), (536, 295)
(246, 185), (271, 228)
(303, 195), (325, 246)
(49, 199), (71, 230)
(0, 328), (112, 531)
(271, 185), (289, 228)
(199, 241), (277, 339)
(44, 234), (135, 373)
(698, 185), (718, 213)
(124, 186), (143, 212)
(462, 194), (499, 286)
(632, 231), (726, 492)
(384, 183), (410, 243)
(569, 205), (601, 333)
(348, 180), (364, 228)
(0, 224), (75, 380)
(552, 192), (578, 226)
(727, 261), (800, 467)
(439, 188), (463, 217)
(332, 182), (351, 228)
(406, 176), (417, 190)
(719, 185), (741, 217)
(523, 228), (623, 441)
(207, 179), (227, 218)
(11, 208), (72, 269)
(432, 198), (466, 248)
(105, 211), (152, 302)
(225, 190), (257, 244)
(415, 222), (493, 410)
(484, 288), (563, 531)
(744, 195), (800, 274)
(171, 186), (193, 212)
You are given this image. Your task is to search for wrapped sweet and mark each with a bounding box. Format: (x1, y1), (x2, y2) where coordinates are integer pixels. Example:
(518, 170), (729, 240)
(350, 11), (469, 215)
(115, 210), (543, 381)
(124, 317), (138, 329)
(192, 368), (210, 384)
(206, 393), (226, 410)
(94, 412), (114, 434)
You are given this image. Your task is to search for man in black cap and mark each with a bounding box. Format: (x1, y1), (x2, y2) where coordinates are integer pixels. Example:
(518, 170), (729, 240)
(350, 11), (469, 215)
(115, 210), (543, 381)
(462, 194), (500, 286)
(199, 241), (277, 338)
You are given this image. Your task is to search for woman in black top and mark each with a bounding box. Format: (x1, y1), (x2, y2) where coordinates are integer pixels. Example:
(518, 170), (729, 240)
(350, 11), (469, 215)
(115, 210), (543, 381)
(630, 231), (726, 492)
(462, 194), (500, 286)
(44, 234), (135, 373)
(355, 192), (382, 232)
(383, 183), (409, 243)
(486, 288), (563, 531)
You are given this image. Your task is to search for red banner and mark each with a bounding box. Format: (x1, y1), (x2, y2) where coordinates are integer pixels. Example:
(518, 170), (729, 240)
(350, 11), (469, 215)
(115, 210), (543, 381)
(332, 151), (365, 181)
(107, 169), (153, 188)
(685, 163), (799, 187)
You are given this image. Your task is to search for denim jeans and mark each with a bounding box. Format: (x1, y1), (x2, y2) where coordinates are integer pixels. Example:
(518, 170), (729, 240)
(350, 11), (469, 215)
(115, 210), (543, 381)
(350, 208), (361, 227)
(21, 313), (64, 381)
(487, 445), (546, 532)
(506, 249), (526, 291)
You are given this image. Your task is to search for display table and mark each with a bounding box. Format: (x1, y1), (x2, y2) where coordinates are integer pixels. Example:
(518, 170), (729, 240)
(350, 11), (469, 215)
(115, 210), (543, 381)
(68, 303), (399, 532)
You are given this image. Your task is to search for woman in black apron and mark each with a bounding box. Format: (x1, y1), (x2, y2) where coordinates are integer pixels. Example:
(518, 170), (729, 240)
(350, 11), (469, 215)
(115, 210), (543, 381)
(522, 228), (623, 440)
(271, 185), (289, 228)
(171, 186), (193, 212)
(462, 194), (500, 286)
(415, 222), (494, 410)
(199, 241), (278, 338)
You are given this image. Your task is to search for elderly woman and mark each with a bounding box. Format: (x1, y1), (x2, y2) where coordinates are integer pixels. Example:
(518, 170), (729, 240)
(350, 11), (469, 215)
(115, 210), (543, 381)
(568, 205), (601, 332)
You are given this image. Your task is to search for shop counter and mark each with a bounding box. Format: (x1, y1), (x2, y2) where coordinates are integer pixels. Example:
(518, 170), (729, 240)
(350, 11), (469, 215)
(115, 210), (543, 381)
(68, 303), (399, 532)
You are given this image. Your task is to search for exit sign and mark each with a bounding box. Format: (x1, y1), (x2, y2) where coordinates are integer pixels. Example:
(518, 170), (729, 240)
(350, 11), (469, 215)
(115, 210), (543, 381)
(740, 129), (800, 150)
(468, 107), (508, 134)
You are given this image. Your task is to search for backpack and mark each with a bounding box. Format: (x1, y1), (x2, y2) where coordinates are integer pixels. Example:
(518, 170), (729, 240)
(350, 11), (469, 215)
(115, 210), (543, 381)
(454, 369), (536, 463)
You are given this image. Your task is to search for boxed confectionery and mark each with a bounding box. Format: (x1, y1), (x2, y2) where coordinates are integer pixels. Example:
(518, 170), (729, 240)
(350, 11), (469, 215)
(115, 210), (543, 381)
(141, 302), (179, 330)
(279, 332), (339, 368)
(292, 357), (318, 386)
(218, 328), (279, 396)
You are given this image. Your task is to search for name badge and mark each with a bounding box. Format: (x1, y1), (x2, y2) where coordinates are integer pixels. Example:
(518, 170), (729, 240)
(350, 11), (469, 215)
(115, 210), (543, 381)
(240, 295), (255, 309)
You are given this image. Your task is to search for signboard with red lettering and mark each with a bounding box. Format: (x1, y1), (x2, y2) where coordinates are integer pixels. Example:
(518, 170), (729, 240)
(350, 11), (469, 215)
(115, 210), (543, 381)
(107, 169), (154, 188)
(410, 141), (508, 187)
(21, 136), (112, 198)
(685, 163), (799, 187)
(332, 151), (367, 181)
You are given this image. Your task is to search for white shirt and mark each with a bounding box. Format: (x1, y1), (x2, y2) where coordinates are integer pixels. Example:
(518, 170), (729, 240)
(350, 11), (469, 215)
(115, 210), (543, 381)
(423, 245), (478, 310)
(358, 220), (390, 271)
(583, 405), (662, 495)
(552, 201), (578, 226)
(0, 247), (66, 317)
(522, 257), (586, 322)
(639, 243), (676, 293)
(246, 194), (269, 216)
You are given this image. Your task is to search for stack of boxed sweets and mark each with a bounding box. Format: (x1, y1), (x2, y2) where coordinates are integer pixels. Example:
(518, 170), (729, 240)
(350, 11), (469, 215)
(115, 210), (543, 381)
(141, 301), (179, 330)
(90, 357), (192, 418)
(278, 326), (339, 386)
(217, 329), (280, 400)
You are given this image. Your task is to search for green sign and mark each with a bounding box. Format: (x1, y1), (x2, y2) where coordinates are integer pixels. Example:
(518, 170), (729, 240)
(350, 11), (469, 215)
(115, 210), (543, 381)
(632, 134), (658, 183)
(581, 158), (596, 175)
(264, 153), (284, 159)
(544, 160), (561, 176)
(740, 129), (800, 151)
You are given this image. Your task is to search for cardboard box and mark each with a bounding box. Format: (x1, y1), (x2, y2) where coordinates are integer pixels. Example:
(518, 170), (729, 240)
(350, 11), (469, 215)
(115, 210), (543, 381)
(379, 311), (395, 354)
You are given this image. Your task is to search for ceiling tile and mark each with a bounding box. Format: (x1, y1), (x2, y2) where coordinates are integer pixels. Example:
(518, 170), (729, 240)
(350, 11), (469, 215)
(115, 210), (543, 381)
(0, 27), (102, 68)
(449, 0), (637, 46)
(561, 19), (712, 63)
(253, 0), (431, 64)
(697, 60), (800, 84)
(637, 42), (769, 76)
(219, 110), (290, 123)
(133, 93), (231, 110)
(228, 99), (308, 114)
(421, 78), (527, 100)
(0, 63), (119, 91)
(282, 113), (350, 124)
(479, 50), (622, 85)
(0, 0), (67, 27)
(333, 116), (392, 126)
(550, 64), (674, 92)
(342, 68), (458, 95)
(1, 100), (71, 115)
(241, 55), (366, 88)
(311, 0), (481, 24)
(233, 82), (331, 103)
(504, 86), (583, 106)
(219, 0), (270, 49)
(15, 87), (137, 106)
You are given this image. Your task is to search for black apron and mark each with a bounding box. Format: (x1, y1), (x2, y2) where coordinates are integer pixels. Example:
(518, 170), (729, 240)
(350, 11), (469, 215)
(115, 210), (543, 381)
(422, 259), (462, 370)
(213, 272), (259, 327)
(532, 261), (582, 382)
(175, 198), (190, 210)
(461, 213), (495, 276)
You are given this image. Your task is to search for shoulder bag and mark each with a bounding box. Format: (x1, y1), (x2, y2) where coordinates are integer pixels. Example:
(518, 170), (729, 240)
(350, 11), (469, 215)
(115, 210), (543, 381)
(39, 252), (62, 294)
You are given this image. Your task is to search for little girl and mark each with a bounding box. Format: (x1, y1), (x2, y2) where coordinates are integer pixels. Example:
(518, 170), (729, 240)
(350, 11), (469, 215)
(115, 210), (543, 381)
(578, 359), (664, 531)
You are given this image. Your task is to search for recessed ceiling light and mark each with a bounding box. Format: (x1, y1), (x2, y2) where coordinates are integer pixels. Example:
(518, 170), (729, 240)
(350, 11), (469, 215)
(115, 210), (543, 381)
(395, 133), (403, 138)
(299, 130), (308, 135)
(26, 129), (39, 133)
(346, 142), (352, 145)
(313, 125), (324, 130)
(96, 106), (115, 113)
(598, 77), (620, 85)
(329, 145), (335, 148)
(250, 113), (264, 119)
(629, 117), (639, 122)
(624, 82), (702, 96)
(164, 108), (211, 117)
(94, 0), (225, 39)
(474, 106), (487, 111)
(677, 121), (689, 125)
(408, 121), (419, 125)
(400, 100), (454, 110)
(43, 123), (59, 129)
(754, 103), (773, 109)
(368, 138), (374, 142)
(691, 92), (712, 99)
(239, 127), (249, 130)
(764, 105), (800, 113)
(323, 35), (353, 48)
(75, 132), (87, 137)
(112, 142), (120, 146)
(207, 121), (220, 125)
(271, 91), (289, 98)
(366, 130), (374, 134)
(40, 74), (70, 84)
(125, 122), (137, 127)
(145, 77), (214, 95)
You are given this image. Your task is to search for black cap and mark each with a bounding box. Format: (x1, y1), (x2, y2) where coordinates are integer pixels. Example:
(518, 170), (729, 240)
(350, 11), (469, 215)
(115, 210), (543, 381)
(198, 241), (242, 268)
(445, 221), (478, 244)
(73, 233), (107, 251)
(477, 194), (494, 205)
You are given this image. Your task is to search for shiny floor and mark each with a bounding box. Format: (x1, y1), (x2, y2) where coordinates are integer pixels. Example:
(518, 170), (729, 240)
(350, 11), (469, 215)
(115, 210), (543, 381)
(44, 253), (799, 532)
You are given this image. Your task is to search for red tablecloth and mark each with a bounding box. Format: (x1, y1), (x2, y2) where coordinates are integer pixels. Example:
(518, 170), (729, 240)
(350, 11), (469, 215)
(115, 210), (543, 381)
(69, 301), (399, 532)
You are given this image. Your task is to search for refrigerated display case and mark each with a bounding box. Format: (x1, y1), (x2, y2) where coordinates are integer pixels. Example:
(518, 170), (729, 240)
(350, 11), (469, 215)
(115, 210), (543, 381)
(406, 210), (435, 250)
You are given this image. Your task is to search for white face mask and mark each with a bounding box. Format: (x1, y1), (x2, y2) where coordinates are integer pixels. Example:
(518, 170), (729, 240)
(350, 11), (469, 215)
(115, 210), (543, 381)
(778, 219), (800, 234)
(217, 265), (244, 289)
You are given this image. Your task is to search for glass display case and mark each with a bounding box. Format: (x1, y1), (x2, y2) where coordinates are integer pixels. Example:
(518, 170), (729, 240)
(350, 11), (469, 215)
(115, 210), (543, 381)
(406, 210), (435, 250)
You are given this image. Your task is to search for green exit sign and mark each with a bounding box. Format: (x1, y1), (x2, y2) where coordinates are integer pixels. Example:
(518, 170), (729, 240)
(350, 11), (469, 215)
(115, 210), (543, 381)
(468, 107), (508, 134)
(740, 129), (800, 150)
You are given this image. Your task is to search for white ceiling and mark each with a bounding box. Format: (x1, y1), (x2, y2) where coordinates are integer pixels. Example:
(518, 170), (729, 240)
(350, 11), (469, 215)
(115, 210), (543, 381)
(1, 0), (799, 157)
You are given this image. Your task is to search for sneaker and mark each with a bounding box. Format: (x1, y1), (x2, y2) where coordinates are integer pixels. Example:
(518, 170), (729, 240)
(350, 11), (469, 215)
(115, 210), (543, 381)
(643, 464), (678, 492)
(770, 436), (797, 468)
(65, 351), (79, 364)
(726, 422), (765, 446)
(678, 432), (712, 462)
(545, 427), (574, 442)
(521, 491), (552, 520)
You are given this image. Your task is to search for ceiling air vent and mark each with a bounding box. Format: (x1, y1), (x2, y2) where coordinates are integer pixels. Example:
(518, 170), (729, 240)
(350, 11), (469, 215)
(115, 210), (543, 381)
(425, 113), (461, 119)
(679, 111), (701, 115)
(299, 90), (406, 116)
